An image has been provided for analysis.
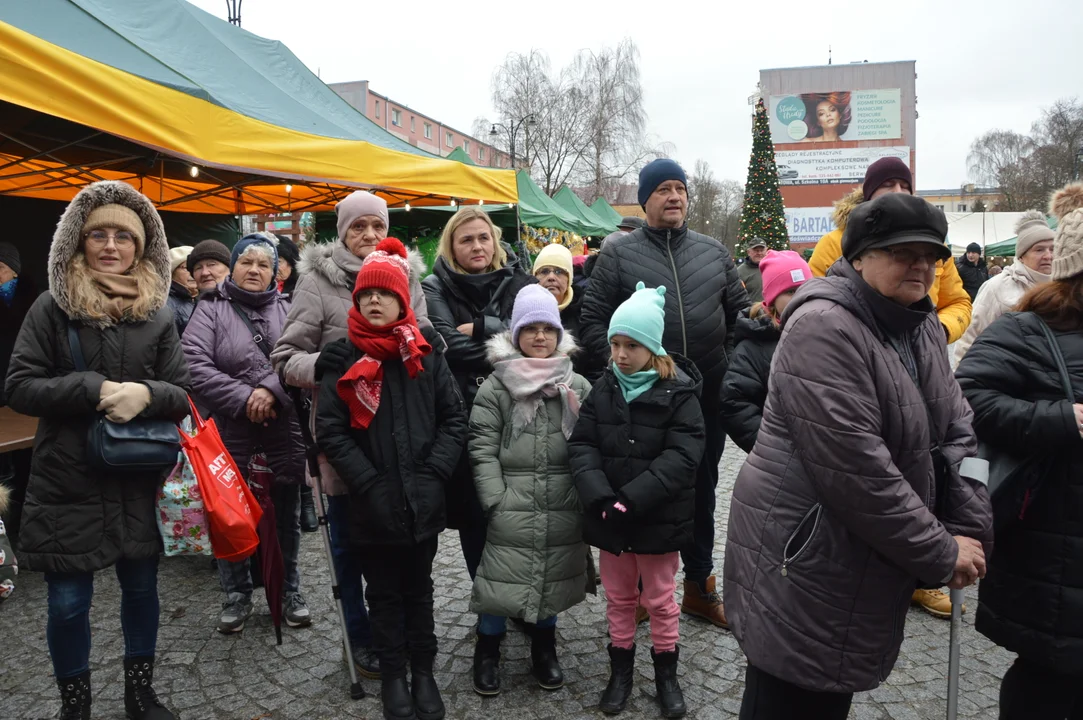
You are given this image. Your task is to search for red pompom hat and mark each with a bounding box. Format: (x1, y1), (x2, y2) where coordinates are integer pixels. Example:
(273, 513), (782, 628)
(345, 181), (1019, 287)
(352, 237), (411, 309)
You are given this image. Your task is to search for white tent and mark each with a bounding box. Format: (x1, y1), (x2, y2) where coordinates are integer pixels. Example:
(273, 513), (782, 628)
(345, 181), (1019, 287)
(945, 212), (1026, 256)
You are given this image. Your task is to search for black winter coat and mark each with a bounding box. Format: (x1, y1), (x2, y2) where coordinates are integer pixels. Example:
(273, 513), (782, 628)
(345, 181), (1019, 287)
(316, 334), (468, 546)
(568, 358), (705, 555)
(579, 225), (749, 402)
(0, 275), (40, 406)
(956, 311), (1083, 673)
(719, 308), (780, 453)
(955, 257), (989, 301)
(166, 281), (195, 338)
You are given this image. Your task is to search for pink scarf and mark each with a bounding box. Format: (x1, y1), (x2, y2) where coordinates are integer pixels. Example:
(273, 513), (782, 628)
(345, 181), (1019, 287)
(491, 355), (580, 440)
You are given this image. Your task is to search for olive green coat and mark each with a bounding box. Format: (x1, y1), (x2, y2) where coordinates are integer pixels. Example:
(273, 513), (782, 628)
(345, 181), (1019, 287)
(468, 331), (592, 621)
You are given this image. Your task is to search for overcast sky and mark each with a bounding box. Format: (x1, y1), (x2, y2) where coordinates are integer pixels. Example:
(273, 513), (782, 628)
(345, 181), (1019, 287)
(189, 0), (1080, 192)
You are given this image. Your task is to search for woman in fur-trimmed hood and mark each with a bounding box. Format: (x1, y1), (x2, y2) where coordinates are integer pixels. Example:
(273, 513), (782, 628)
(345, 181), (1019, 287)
(4, 180), (190, 720)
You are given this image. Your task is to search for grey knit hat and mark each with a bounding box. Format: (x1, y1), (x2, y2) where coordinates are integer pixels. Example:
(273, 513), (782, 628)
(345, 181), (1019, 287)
(1014, 210), (1054, 259)
(1050, 183), (1083, 281)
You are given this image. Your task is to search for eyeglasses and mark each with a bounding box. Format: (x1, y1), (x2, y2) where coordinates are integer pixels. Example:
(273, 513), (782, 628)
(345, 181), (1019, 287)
(880, 247), (942, 266)
(521, 325), (559, 338)
(85, 230), (136, 249)
(536, 267), (569, 278)
(358, 289), (397, 305)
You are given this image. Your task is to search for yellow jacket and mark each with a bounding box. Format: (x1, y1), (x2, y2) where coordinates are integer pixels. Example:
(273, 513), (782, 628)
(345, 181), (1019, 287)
(808, 189), (972, 344)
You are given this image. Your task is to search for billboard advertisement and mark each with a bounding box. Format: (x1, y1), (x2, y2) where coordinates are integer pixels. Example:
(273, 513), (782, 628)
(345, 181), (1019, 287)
(785, 207), (835, 245)
(776, 146), (910, 186)
(769, 89), (902, 144)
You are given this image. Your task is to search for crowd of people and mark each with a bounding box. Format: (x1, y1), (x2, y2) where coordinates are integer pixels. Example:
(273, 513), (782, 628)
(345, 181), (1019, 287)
(1, 155), (1082, 720)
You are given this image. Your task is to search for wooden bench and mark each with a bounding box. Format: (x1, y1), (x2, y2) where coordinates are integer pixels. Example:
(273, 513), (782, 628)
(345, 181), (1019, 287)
(0, 406), (38, 453)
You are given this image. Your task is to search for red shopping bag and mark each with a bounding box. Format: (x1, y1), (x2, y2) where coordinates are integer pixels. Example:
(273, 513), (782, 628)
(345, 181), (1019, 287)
(178, 398), (262, 562)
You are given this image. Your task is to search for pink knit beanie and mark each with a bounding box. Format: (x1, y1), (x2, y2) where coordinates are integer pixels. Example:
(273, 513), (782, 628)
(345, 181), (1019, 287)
(335, 190), (390, 242)
(760, 250), (812, 308)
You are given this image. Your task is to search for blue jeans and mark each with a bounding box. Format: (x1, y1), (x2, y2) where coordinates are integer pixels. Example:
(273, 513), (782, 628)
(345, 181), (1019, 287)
(478, 613), (557, 636)
(219, 483), (302, 604)
(326, 494), (373, 648)
(45, 555), (160, 679)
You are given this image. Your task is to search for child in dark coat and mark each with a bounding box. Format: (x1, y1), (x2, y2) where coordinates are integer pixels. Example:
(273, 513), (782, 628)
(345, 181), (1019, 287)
(316, 238), (467, 720)
(719, 250), (812, 453)
(569, 282), (705, 718)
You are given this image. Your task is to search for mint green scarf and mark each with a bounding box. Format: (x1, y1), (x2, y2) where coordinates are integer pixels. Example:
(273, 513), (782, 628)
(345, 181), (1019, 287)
(613, 364), (660, 403)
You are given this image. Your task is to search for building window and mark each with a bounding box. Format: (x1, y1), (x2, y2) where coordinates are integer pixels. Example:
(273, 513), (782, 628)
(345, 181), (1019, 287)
(410, 116), (415, 133)
(374, 100), (381, 119)
(958, 204), (967, 212)
(424, 123), (432, 140)
(446, 131), (453, 148)
(935, 205), (944, 210)
(463, 140), (470, 153)
(392, 109), (402, 127)
(478, 146), (485, 161)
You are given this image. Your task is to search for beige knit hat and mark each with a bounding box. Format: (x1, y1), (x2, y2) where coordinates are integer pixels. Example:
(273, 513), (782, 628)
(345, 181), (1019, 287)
(81, 203), (146, 254)
(1050, 183), (1083, 281)
(1014, 210), (1054, 258)
(169, 245), (193, 274)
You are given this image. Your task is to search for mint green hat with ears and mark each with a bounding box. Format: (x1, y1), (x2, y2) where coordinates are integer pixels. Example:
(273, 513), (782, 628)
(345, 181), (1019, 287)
(608, 281), (668, 356)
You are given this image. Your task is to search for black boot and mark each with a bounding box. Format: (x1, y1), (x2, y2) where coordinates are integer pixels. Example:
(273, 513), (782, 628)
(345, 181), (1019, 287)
(56, 670), (91, 720)
(299, 489), (318, 533)
(529, 624), (564, 690)
(410, 655), (444, 720)
(471, 631), (503, 696)
(651, 646), (686, 718)
(124, 657), (175, 720)
(599, 644), (635, 714)
(380, 674), (417, 720)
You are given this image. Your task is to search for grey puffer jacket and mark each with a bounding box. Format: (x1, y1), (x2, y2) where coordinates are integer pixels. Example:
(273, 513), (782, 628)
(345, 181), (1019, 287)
(468, 332), (592, 621)
(5, 181), (191, 574)
(270, 240), (429, 494)
(723, 259), (993, 694)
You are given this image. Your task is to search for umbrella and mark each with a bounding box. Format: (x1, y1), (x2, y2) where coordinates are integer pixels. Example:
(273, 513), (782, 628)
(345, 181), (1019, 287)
(247, 453), (285, 645)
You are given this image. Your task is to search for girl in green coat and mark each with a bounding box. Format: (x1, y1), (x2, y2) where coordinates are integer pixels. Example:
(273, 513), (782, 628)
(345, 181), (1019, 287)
(468, 284), (592, 697)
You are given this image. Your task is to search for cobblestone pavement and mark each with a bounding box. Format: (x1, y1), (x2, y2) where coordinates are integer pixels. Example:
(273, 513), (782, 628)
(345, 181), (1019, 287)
(0, 445), (1013, 720)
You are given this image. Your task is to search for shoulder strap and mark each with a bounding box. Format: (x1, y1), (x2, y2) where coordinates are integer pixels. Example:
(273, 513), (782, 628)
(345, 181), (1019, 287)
(1034, 316), (1074, 402)
(228, 300), (273, 359)
(67, 324), (88, 372)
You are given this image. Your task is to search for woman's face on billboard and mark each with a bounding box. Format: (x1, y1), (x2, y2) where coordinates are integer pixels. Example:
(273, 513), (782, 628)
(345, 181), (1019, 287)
(816, 101), (841, 130)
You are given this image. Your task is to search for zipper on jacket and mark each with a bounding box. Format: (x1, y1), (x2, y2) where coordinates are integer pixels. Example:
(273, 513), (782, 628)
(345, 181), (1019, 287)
(780, 503), (822, 577)
(664, 229), (688, 356)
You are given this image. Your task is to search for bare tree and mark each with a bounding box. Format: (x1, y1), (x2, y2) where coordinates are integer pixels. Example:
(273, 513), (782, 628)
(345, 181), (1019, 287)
(967, 130), (1039, 210)
(687, 159), (744, 254)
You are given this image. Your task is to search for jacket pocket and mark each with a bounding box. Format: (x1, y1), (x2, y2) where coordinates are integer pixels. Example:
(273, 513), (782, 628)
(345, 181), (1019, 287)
(780, 503), (822, 577)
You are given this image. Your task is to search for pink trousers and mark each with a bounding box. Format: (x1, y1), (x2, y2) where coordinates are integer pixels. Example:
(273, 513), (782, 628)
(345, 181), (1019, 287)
(599, 550), (680, 652)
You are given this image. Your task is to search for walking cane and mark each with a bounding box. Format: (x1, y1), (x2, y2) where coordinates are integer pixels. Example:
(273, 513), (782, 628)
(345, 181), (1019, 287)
(946, 587), (964, 720)
(289, 388), (365, 701)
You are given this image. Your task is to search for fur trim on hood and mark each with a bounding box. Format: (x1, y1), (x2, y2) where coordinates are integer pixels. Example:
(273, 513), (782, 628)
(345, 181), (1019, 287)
(0, 483), (9, 515)
(49, 181), (170, 327)
(297, 240), (426, 290)
(485, 329), (580, 365)
(832, 187), (865, 231)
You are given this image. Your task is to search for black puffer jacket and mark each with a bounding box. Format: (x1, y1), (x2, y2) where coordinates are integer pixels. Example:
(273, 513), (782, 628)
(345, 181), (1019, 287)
(956, 311), (1083, 673)
(720, 306), (781, 453)
(4, 181), (191, 574)
(579, 224), (749, 400)
(316, 332), (468, 546)
(0, 274), (40, 406)
(166, 281), (195, 337)
(955, 257), (989, 301)
(568, 357), (705, 556)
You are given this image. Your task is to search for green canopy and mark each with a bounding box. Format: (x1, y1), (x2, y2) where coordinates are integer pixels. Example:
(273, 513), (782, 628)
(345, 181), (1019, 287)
(554, 186), (616, 237)
(985, 215), (1058, 257)
(445, 147), (476, 166)
(516, 172), (583, 234)
(590, 197), (623, 226)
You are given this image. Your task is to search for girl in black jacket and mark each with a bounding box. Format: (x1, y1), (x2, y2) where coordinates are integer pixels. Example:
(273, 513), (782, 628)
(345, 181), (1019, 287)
(720, 250), (812, 453)
(316, 239), (467, 720)
(569, 283), (705, 718)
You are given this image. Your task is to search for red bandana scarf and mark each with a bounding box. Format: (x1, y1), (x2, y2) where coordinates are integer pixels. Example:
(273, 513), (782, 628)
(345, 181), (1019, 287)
(336, 305), (431, 429)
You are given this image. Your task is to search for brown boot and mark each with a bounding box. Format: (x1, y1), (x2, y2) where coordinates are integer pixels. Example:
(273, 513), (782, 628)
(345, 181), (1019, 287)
(680, 576), (729, 629)
(635, 605), (649, 625)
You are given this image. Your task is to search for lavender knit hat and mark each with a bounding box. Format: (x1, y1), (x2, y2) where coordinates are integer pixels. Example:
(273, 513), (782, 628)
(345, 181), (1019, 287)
(335, 190), (390, 242)
(510, 284), (563, 345)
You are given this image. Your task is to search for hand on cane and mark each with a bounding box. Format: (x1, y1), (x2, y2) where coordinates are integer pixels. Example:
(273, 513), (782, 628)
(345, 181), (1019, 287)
(947, 536), (986, 589)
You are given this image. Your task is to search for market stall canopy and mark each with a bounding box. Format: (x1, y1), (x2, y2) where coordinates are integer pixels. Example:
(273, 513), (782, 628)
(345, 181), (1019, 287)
(0, 0), (516, 213)
(445, 147), (477, 166)
(983, 215), (1058, 257)
(590, 197), (623, 226)
(517, 172), (583, 234)
(554, 186), (617, 237)
(944, 212), (1031, 257)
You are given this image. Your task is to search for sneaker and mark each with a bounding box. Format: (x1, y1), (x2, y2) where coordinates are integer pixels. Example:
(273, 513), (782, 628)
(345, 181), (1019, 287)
(218, 600), (253, 634)
(284, 594), (312, 628)
(351, 644), (381, 680)
(912, 588), (962, 619)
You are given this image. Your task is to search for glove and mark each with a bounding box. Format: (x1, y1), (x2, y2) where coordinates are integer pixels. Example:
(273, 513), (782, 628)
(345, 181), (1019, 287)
(97, 382), (152, 424)
(315, 342), (354, 380)
(601, 499), (631, 530)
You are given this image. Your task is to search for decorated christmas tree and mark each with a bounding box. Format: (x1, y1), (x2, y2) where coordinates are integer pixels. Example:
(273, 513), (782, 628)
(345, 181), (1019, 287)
(736, 98), (790, 256)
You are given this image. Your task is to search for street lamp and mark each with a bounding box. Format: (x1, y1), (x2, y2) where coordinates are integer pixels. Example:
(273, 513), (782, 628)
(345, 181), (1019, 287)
(490, 114), (536, 170)
(225, 0), (242, 26)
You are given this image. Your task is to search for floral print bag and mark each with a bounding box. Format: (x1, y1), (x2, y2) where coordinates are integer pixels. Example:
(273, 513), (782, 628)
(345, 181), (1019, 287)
(156, 418), (213, 557)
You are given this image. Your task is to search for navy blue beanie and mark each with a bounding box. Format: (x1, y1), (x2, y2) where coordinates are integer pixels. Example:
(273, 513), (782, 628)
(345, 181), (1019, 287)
(230, 232), (279, 289)
(638, 158), (688, 208)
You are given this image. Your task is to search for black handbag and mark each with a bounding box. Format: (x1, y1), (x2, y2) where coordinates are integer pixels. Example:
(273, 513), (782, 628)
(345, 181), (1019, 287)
(67, 324), (180, 474)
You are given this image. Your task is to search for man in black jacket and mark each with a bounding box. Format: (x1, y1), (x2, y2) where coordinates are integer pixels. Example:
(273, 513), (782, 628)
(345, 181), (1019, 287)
(580, 158), (750, 630)
(956, 242), (989, 301)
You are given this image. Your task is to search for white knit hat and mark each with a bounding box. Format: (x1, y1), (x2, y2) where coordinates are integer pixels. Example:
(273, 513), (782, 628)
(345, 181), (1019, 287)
(1049, 183), (1083, 281)
(1013, 211), (1054, 258)
(169, 245), (193, 274)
